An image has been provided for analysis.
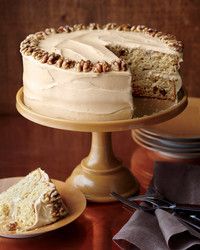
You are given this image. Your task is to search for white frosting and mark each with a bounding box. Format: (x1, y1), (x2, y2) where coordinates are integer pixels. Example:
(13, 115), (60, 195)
(26, 169), (54, 230)
(22, 29), (182, 121)
(25, 169), (66, 231)
(27, 194), (55, 230)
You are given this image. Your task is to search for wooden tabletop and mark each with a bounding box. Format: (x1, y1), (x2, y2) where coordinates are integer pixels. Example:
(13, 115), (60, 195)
(1, 115), (199, 249)
(0, 202), (132, 250)
(0, 1), (200, 248)
(3, 112), (200, 250)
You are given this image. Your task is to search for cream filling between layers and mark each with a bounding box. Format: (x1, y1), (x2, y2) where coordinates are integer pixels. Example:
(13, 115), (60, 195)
(142, 71), (182, 94)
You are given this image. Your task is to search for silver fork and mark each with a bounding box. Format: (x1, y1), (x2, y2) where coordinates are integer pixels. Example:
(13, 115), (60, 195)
(111, 192), (200, 231)
(128, 193), (200, 215)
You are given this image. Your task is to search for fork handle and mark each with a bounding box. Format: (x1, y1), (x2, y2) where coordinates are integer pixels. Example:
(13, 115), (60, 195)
(171, 206), (200, 215)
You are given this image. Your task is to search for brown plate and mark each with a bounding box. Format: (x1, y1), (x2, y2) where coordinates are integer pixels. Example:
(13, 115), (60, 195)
(132, 131), (200, 153)
(134, 129), (200, 147)
(132, 130), (200, 153)
(132, 133), (200, 159)
(140, 97), (200, 140)
(0, 177), (86, 238)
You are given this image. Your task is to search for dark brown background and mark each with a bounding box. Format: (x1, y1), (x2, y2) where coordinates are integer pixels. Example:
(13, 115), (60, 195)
(0, 0), (199, 179)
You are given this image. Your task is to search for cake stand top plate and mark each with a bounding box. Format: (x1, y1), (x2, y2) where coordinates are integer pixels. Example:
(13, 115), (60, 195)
(16, 87), (187, 132)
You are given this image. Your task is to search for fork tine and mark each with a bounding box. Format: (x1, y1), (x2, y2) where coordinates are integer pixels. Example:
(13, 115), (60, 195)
(129, 194), (173, 206)
(129, 194), (155, 200)
(129, 196), (160, 207)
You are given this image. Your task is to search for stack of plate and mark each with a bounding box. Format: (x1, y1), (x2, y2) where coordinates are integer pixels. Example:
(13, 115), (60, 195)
(132, 97), (200, 159)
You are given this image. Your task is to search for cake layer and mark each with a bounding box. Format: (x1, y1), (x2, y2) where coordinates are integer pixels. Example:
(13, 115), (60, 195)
(132, 81), (176, 100)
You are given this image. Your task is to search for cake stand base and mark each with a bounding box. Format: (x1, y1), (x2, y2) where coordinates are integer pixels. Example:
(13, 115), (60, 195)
(66, 132), (139, 202)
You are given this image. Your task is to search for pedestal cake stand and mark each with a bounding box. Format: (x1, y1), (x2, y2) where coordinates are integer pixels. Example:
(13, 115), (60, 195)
(16, 87), (187, 202)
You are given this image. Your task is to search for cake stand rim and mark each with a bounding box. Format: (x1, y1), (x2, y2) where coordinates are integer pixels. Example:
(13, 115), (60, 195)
(16, 87), (188, 132)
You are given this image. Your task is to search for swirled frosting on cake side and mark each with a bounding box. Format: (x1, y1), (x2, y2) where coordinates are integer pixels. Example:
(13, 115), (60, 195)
(23, 57), (133, 120)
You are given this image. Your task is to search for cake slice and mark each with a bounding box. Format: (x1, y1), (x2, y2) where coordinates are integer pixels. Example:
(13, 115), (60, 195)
(0, 168), (68, 232)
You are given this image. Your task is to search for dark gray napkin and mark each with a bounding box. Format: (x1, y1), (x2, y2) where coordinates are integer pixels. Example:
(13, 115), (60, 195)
(113, 162), (200, 250)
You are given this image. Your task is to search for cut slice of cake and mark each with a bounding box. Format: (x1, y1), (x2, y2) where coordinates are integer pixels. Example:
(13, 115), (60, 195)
(108, 44), (182, 101)
(0, 168), (68, 232)
(20, 23), (183, 121)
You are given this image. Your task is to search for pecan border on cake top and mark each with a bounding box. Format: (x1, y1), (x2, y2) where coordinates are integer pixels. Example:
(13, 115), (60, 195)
(20, 23), (183, 73)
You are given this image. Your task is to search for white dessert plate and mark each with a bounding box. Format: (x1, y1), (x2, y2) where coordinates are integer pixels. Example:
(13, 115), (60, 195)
(140, 97), (200, 140)
(133, 132), (200, 153)
(132, 133), (200, 159)
(133, 130), (200, 151)
(0, 177), (86, 238)
(134, 129), (200, 148)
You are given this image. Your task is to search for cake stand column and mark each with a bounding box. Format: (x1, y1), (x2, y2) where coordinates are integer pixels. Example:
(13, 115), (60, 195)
(66, 131), (139, 202)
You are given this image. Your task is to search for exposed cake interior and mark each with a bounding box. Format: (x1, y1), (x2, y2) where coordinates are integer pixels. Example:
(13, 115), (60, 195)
(0, 168), (68, 232)
(107, 45), (182, 100)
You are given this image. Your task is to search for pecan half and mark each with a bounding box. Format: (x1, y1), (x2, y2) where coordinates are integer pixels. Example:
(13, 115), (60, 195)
(83, 60), (93, 72)
(102, 61), (111, 72)
(93, 62), (103, 73)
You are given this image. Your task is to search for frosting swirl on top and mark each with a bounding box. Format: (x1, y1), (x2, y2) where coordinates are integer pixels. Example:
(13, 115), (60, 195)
(39, 29), (179, 64)
(20, 23), (183, 73)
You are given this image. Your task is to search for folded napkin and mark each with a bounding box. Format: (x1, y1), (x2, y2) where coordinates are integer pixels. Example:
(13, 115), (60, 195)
(113, 162), (200, 250)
